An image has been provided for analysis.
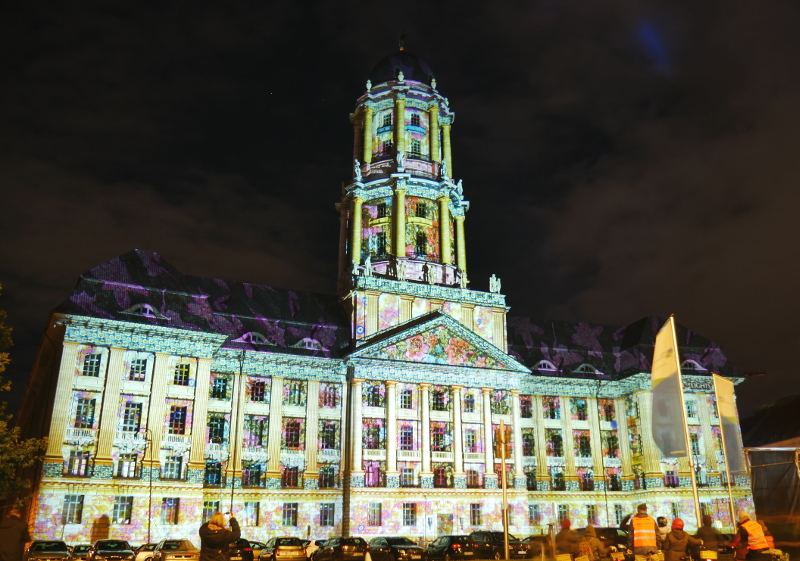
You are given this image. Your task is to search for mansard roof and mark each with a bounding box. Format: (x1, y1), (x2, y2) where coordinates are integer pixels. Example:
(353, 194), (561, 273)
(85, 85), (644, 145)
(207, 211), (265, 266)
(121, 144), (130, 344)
(507, 315), (741, 380)
(55, 249), (351, 358)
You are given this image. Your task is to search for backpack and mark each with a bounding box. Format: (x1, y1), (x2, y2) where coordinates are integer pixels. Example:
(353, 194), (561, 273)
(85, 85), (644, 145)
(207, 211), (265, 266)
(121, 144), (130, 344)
(578, 538), (595, 561)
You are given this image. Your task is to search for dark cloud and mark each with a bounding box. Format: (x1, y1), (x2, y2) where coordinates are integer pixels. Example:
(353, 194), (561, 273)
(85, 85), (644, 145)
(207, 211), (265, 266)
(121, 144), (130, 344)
(2, 0), (799, 417)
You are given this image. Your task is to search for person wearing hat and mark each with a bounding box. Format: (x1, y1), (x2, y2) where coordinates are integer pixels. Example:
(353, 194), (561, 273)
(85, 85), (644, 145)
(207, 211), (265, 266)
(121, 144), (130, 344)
(733, 511), (770, 560)
(657, 517), (671, 539)
(0, 508), (30, 561)
(581, 525), (612, 561)
(627, 504), (662, 555)
(695, 515), (723, 552)
(662, 519), (702, 561)
(556, 518), (580, 556)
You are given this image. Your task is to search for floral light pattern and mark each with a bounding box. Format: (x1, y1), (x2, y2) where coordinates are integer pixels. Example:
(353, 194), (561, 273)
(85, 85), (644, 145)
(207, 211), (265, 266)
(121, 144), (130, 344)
(377, 325), (504, 368)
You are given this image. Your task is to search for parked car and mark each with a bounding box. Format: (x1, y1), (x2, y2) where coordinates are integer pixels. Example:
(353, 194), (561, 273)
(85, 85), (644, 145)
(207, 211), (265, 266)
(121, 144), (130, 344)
(249, 543), (267, 558)
(469, 532), (529, 560)
(306, 541), (328, 558)
(25, 541), (73, 561)
(230, 540), (255, 561)
(72, 546), (93, 561)
(89, 540), (134, 561)
(259, 538), (308, 561)
(134, 545), (157, 561)
(311, 537), (368, 561)
(426, 535), (478, 561)
(574, 528), (628, 554)
(368, 537), (427, 561)
(519, 537), (551, 560)
(152, 540), (199, 561)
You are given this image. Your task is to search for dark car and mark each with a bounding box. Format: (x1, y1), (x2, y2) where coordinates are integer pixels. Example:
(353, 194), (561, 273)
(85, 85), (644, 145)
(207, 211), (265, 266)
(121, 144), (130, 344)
(72, 546), (93, 561)
(25, 541), (73, 561)
(89, 541), (135, 561)
(426, 536), (478, 561)
(519, 537), (549, 560)
(368, 537), (427, 561)
(230, 540), (255, 561)
(311, 537), (368, 561)
(259, 538), (308, 561)
(469, 532), (529, 560)
(152, 540), (200, 561)
(575, 528), (628, 554)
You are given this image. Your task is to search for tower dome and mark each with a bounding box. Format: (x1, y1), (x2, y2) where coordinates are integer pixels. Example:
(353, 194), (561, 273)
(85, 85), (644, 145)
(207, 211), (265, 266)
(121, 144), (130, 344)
(368, 51), (436, 86)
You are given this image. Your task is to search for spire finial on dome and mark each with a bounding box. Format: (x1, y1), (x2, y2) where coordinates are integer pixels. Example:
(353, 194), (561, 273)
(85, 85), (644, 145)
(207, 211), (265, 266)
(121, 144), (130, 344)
(398, 31), (405, 52)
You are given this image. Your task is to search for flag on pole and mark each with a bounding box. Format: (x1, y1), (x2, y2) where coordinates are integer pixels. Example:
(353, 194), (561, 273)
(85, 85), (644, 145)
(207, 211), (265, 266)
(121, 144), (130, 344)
(713, 373), (747, 474)
(651, 317), (688, 457)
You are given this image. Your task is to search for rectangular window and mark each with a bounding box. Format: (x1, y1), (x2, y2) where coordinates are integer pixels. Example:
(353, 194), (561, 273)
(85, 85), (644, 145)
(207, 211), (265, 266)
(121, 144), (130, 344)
(400, 389), (414, 409)
(204, 461), (223, 486)
(319, 383), (340, 408)
(161, 498), (179, 525)
(543, 396), (560, 420)
(431, 388), (449, 411)
(466, 469), (482, 489)
(62, 495), (84, 524)
(671, 502), (681, 519)
(463, 393), (476, 413)
(599, 399), (616, 421)
(243, 502), (260, 527)
(364, 461), (384, 487)
(244, 416), (267, 447)
(465, 429), (478, 453)
(320, 421), (338, 450)
(587, 504), (597, 525)
(364, 382), (386, 407)
(545, 429), (563, 457)
(525, 468), (537, 491)
(208, 413), (228, 444)
(551, 467), (566, 491)
(400, 425), (414, 451)
(67, 451), (90, 476)
(112, 496), (133, 524)
(575, 430), (591, 457)
(367, 502), (382, 526)
(282, 503), (298, 526)
(363, 419), (385, 450)
(522, 430), (535, 457)
(116, 453), (137, 478)
(242, 462), (264, 487)
(168, 406), (188, 435)
(121, 402), (142, 432)
(376, 232), (387, 256)
(210, 375), (229, 400)
(557, 504), (568, 524)
(173, 363), (190, 386)
(402, 503), (417, 526)
(529, 504), (540, 525)
(614, 505), (624, 526)
(400, 467), (416, 487)
(74, 398), (96, 429)
(572, 398), (589, 421)
(283, 380), (307, 407)
(203, 501), (220, 522)
(520, 395), (533, 418)
(690, 433), (701, 456)
(410, 140), (422, 158)
(431, 423), (449, 452)
(162, 456), (183, 480)
(129, 358), (147, 382)
(320, 503), (335, 527)
(319, 465), (337, 489)
(469, 504), (482, 526)
(283, 419), (302, 449)
(82, 354), (102, 377)
(250, 380), (267, 402)
(282, 466), (300, 488)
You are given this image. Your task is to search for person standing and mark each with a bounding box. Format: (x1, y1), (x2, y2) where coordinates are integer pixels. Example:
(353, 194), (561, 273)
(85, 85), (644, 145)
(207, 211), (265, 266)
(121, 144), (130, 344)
(657, 517), (670, 540)
(199, 512), (241, 561)
(580, 525), (611, 561)
(695, 515), (723, 552)
(627, 504), (662, 555)
(556, 519), (579, 556)
(757, 521), (775, 550)
(0, 508), (31, 561)
(662, 519), (701, 561)
(734, 512), (770, 560)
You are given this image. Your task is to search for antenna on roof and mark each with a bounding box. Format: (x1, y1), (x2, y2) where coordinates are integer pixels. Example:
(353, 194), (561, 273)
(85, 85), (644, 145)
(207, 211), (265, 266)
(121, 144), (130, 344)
(398, 31), (405, 52)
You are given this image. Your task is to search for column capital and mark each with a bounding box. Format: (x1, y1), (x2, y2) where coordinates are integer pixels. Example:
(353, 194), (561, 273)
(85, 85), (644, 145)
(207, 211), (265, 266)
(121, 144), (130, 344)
(351, 378), (365, 384)
(385, 380), (397, 387)
(510, 389), (520, 396)
(450, 385), (464, 391)
(419, 383), (431, 390)
(481, 387), (493, 394)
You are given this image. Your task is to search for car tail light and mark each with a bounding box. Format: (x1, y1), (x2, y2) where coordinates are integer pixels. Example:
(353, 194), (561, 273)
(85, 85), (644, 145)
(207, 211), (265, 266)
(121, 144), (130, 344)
(244, 549), (253, 553)
(450, 545), (461, 550)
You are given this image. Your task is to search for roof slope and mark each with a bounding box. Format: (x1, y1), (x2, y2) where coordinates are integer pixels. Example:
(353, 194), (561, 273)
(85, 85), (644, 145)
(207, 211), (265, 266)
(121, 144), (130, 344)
(741, 395), (800, 447)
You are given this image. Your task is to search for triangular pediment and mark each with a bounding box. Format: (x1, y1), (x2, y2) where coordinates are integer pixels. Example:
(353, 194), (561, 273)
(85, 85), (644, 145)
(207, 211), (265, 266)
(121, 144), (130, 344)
(350, 311), (529, 372)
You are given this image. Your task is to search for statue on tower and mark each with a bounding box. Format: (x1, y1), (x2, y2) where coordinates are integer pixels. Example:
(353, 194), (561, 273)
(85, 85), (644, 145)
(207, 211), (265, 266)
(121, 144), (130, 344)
(440, 158), (449, 180)
(396, 149), (405, 171)
(354, 159), (362, 182)
(489, 274), (502, 293)
(364, 255), (372, 277)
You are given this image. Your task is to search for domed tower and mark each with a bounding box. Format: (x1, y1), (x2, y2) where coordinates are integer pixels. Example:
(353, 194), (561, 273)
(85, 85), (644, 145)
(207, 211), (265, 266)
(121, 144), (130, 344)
(338, 50), (508, 351)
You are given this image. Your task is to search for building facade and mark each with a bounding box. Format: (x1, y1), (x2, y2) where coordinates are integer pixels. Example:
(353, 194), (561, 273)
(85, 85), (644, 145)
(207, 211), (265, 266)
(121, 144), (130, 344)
(20, 50), (753, 544)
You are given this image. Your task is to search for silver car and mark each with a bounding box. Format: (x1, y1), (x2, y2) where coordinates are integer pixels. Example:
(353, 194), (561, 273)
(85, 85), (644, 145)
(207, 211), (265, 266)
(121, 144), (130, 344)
(25, 541), (72, 561)
(134, 545), (157, 561)
(152, 540), (200, 561)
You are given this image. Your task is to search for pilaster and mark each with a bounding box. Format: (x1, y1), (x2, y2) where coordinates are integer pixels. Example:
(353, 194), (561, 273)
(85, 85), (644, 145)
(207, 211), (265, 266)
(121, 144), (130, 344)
(511, 390), (525, 489)
(587, 397), (605, 490)
(562, 397), (577, 489)
(534, 396), (549, 481)
(305, 380), (321, 479)
(421, 384), (432, 475)
(636, 391), (665, 485)
(45, 341), (81, 458)
(394, 187), (407, 257)
(442, 123), (453, 176)
(428, 105), (440, 162)
(95, 347), (125, 465)
(482, 388), (495, 484)
(453, 386), (464, 475)
(395, 95), (406, 155)
(366, 291), (379, 336)
(351, 197), (363, 266)
(189, 357), (213, 469)
(616, 397), (634, 481)
(351, 379), (364, 472)
(144, 353), (171, 462)
(399, 296), (414, 323)
(438, 196), (452, 265)
(266, 377), (284, 477)
(455, 215), (467, 278)
(386, 381), (398, 477)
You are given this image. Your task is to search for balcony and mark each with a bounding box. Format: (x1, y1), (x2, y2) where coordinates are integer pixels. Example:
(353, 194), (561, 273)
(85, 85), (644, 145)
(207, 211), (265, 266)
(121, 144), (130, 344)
(364, 257), (463, 287)
(398, 450), (421, 460)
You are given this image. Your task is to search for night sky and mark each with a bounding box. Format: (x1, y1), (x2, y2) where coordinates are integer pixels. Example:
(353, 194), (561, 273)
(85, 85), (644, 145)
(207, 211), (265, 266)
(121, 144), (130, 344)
(2, 2), (799, 419)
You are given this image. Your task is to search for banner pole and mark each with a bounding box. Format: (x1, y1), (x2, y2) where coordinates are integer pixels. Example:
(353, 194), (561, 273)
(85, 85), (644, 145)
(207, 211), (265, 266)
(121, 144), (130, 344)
(713, 373), (738, 531)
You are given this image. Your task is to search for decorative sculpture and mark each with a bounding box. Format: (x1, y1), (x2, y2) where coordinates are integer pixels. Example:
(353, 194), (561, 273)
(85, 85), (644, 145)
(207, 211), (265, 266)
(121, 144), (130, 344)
(366, 79), (372, 91)
(440, 158), (449, 179)
(354, 159), (362, 182)
(398, 71), (405, 82)
(456, 179), (463, 197)
(489, 274), (501, 293)
(364, 255), (372, 278)
(431, 78), (437, 90)
(397, 259), (406, 280)
(396, 149), (405, 170)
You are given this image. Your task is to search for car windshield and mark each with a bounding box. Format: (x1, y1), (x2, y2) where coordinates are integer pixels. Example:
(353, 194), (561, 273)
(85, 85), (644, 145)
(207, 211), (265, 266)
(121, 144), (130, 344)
(453, 537), (471, 544)
(98, 542), (131, 551)
(141, 546), (157, 552)
(386, 539), (416, 546)
(277, 539), (304, 546)
(31, 543), (69, 552)
(343, 539), (366, 546)
(75, 546), (92, 553)
(161, 541), (195, 551)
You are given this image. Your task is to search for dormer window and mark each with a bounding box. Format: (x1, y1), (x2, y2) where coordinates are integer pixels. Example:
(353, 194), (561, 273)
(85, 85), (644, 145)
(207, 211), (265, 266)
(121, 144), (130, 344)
(681, 360), (707, 371)
(410, 113), (420, 127)
(574, 364), (597, 375)
(535, 360), (558, 372)
(233, 332), (267, 345)
(125, 303), (160, 318)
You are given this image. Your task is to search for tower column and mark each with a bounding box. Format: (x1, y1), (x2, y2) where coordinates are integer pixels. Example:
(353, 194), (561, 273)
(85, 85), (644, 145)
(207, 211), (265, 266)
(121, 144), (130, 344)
(350, 197), (363, 266)
(428, 105), (440, 162)
(362, 107), (374, 164)
(394, 187), (406, 257)
(455, 215), (467, 277)
(438, 196), (452, 265)
(395, 95), (406, 155)
(442, 123), (453, 175)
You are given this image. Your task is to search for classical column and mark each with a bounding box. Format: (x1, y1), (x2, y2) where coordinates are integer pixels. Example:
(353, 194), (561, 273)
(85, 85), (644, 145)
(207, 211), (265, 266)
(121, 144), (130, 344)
(462, 305), (475, 331)
(697, 391), (719, 473)
(442, 123), (453, 176)
(428, 105), (440, 162)
(562, 397), (577, 487)
(351, 379), (364, 472)
(45, 341), (81, 458)
(188, 357), (213, 470)
(394, 187), (406, 257)
(534, 398), (550, 482)
(615, 398), (634, 481)
(394, 95), (406, 155)
(386, 381), (398, 476)
(144, 353), (171, 462)
(438, 196), (452, 265)
(95, 347), (125, 466)
(362, 107), (373, 164)
(511, 390), (524, 488)
(338, 204), (348, 280)
(636, 391), (665, 478)
(587, 397), (605, 489)
(350, 197), (363, 266)
(366, 292), (379, 336)
(305, 380), (320, 481)
(453, 386), (464, 474)
(455, 215), (467, 277)
(482, 388), (494, 473)
(421, 384), (432, 474)
(266, 377), (284, 477)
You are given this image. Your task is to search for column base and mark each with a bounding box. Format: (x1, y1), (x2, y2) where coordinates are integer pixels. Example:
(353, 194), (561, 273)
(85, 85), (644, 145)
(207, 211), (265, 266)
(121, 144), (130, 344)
(485, 474), (499, 489)
(385, 472), (400, 488)
(350, 473), (365, 488)
(513, 476), (527, 490)
(454, 475), (467, 489)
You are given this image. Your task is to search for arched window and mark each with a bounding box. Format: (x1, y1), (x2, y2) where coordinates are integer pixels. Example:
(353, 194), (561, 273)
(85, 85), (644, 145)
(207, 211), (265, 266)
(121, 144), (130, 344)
(535, 360), (558, 372)
(681, 360), (707, 371)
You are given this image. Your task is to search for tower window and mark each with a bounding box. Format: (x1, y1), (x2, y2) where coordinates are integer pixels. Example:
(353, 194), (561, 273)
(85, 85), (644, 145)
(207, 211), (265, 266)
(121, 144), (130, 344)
(415, 232), (427, 257)
(415, 202), (428, 218)
(410, 113), (420, 126)
(410, 139), (422, 156)
(382, 113), (392, 127)
(377, 202), (388, 218)
(380, 140), (393, 156)
(376, 232), (387, 257)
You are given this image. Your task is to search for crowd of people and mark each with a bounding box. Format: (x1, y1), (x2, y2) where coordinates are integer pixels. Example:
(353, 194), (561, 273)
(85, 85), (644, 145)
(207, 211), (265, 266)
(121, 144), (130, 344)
(554, 504), (778, 561)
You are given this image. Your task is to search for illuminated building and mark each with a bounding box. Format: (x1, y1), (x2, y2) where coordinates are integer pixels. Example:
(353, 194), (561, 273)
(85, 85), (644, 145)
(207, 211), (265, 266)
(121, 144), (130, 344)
(20, 50), (753, 543)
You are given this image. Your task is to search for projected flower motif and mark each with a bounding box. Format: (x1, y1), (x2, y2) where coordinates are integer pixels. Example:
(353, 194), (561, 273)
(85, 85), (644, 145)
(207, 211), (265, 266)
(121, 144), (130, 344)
(406, 334), (430, 361)
(377, 325), (504, 368)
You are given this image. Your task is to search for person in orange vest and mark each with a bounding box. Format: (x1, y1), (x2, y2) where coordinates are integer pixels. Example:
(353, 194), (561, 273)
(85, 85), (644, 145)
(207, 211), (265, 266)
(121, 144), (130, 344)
(735, 511), (771, 560)
(757, 520), (775, 550)
(626, 504), (662, 555)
